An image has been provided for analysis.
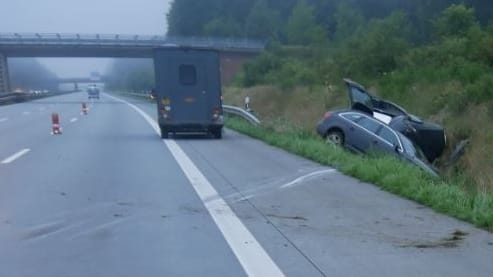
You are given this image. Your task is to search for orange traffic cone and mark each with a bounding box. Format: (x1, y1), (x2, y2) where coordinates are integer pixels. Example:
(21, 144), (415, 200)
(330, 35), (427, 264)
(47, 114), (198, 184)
(52, 113), (62, 135)
(81, 102), (88, 115)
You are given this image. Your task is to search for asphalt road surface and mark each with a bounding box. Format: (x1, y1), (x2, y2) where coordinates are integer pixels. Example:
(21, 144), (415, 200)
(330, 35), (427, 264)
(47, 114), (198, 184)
(0, 91), (492, 277)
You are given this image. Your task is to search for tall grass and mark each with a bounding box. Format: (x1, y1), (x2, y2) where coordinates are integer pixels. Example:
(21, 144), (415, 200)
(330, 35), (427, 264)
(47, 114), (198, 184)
(226, 116), (493, 231)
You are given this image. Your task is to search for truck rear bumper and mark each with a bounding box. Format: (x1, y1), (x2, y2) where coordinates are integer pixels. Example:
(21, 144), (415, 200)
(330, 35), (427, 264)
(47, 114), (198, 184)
(160, 122), (223, 133)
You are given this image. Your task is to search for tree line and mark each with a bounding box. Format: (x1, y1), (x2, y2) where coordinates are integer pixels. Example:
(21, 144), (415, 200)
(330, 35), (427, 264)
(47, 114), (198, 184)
(9, 58), (58, 91)
(167, 0), (493, 43)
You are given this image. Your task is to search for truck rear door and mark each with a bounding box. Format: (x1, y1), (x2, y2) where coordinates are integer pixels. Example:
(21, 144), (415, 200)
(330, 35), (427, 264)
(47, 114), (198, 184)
(170, 54), (209, 123)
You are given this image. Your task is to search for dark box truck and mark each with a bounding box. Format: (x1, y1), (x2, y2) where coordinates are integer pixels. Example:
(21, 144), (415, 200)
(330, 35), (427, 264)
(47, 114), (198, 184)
(153, 48), (223, 139)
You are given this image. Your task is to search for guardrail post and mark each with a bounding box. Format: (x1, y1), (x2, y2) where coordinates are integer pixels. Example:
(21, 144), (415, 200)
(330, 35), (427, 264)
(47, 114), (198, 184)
(245, 96), (251, 111)
(0, 53), (10, 95)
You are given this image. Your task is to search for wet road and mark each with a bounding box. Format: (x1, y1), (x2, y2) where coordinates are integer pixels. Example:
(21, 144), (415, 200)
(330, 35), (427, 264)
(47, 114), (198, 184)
(0, 92), (492, 277)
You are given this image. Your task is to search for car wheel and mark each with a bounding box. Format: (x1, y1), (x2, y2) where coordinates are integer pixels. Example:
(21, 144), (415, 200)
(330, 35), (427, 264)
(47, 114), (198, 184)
(326, 130), (344, 146)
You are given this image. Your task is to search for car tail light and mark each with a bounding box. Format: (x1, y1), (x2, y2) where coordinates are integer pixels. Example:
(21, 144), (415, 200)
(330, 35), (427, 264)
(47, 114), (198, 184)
(324, 112), (331, 119)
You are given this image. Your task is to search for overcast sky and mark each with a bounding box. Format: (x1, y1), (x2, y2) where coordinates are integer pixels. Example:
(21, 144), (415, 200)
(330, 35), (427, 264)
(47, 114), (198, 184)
(0, 0), (172, 77)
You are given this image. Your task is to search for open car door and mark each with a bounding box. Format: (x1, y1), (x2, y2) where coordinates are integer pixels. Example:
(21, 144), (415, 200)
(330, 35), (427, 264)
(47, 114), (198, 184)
(344, 79), (408, 123)
(343, 79), (446, 163)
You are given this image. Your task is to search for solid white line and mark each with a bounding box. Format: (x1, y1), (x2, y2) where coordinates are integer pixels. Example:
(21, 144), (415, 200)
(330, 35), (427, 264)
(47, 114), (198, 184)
(280, 169), (336, 189)
(0, 117), (7, 122)
(105, 93), (285, 277)
(70, 117), (78, 123)
(1, 148), (31, 164)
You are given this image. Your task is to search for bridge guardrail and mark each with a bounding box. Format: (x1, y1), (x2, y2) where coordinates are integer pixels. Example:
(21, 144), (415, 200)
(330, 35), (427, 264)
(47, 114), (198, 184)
(0, 33), (266, 52)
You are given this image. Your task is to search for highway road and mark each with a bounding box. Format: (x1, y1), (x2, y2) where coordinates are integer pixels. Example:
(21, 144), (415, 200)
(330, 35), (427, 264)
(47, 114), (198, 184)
(0, 91), (492, 277)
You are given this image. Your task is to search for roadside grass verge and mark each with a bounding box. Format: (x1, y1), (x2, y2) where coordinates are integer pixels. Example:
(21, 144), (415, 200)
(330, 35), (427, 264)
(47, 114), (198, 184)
(226, 116), (493, 231)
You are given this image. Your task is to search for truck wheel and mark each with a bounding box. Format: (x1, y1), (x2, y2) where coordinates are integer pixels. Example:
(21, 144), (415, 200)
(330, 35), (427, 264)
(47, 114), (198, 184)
(212, 129), (222, 139)
(160, 127), (169, 139)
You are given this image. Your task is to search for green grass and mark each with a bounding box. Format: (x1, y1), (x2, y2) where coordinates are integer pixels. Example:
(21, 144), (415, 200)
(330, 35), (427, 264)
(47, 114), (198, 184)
(226, 116), (493, 231)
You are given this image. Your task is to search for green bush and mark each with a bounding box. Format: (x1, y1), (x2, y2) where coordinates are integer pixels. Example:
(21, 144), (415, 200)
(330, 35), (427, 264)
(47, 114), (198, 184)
(241, 52), (281, 87)
(465, 74), (493, 104)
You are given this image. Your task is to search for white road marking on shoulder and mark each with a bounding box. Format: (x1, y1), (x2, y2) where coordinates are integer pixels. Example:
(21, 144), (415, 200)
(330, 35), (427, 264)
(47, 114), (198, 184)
(23, 111), (31, 115)
(1, 148), (31, 164)
(105, 93), (285, 277)
(279, 169), (336, 189)
(70, 117), (78, 123)
(0, 117), (8, 122)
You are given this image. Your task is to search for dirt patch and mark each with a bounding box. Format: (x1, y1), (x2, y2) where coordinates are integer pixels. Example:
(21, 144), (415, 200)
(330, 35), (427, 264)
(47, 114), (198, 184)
(266, 214), (307, 221)
(400, 230), (469, 249)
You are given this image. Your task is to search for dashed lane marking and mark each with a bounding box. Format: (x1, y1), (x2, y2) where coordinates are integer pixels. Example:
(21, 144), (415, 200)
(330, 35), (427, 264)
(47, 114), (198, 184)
(1, 149), (31, 164)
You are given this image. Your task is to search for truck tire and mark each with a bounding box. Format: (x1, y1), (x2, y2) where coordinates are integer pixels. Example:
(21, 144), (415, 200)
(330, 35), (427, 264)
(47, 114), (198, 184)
(212, 129), (222, 139)
(160, 127), (169, 139)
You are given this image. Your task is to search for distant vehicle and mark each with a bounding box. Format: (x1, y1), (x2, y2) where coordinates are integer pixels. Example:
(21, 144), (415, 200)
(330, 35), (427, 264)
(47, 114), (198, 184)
(13, 88), (25, 94)
(153, 48), (223, 139)
(87, 85), (100, 99)
(316, 110), (438, 176)
(344, 79), (445, 163)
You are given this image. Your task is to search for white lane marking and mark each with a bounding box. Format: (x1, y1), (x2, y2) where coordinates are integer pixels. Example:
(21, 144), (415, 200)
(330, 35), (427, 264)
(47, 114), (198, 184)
(1, 148), (31, 164)
(23, 111), (31, 115)
(105, 93), (285, 277)
(70, 117), (78, 123)
(0, 117), (8, 122)
(279, 169), (336, 189)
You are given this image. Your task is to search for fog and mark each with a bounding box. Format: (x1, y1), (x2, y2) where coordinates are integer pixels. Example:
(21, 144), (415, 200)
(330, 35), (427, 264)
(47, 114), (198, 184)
(0, 0), (172, 78)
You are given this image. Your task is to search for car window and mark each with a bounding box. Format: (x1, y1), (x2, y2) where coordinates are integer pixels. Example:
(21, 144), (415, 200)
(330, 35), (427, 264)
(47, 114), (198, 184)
(399, 134), (427, 162)
(356, 117), (382, 133)
(341, 113), (363, 122)
(378, 126), (399, 146)
(350, 86), (373, 108)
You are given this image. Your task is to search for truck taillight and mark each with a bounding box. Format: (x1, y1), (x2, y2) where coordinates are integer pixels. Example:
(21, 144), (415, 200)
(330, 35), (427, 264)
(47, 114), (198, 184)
(160, 107), (171, 120)
(212, 107), (221, 120)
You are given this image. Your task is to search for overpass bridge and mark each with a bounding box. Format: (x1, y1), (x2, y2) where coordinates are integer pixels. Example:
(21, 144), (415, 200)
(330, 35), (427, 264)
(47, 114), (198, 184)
(0, 33), (266, 94)
(52, 77), (106, 91)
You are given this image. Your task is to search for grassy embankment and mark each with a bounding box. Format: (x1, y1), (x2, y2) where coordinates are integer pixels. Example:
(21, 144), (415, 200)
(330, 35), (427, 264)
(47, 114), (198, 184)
(223, 84), (493, 231)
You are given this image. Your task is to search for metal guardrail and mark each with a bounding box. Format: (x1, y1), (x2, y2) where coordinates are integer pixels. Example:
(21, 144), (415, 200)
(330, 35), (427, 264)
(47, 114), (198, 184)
(222, 105), (261, 126)
(0, 91), (78, 105)
(0, 33), (266, 52)
(114, 92), (261, 125)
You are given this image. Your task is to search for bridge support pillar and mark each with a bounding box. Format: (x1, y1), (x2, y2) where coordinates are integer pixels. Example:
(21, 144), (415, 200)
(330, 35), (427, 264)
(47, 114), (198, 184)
(0, 53), (10, 95)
